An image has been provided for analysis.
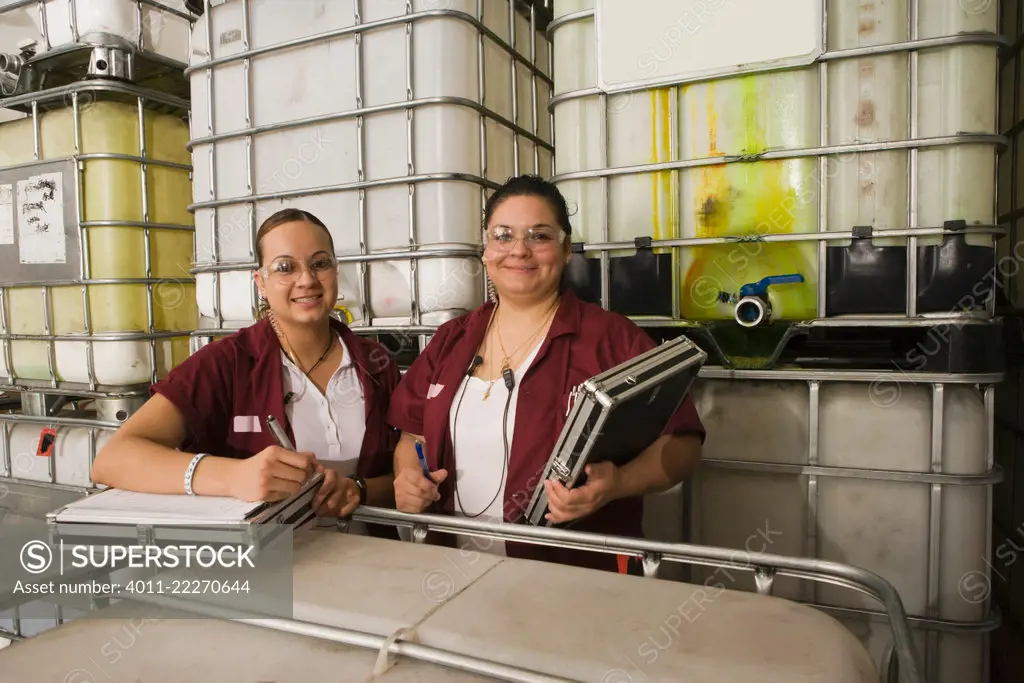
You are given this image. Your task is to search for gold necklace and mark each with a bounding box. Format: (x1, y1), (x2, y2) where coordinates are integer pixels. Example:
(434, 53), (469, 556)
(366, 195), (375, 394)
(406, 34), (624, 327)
(481, 298), (559, 401)
(270, 313), (334, 378)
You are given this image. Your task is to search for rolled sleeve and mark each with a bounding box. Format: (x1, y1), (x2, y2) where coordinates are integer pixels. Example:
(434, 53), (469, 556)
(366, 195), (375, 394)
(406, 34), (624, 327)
(149, 341), (234, 448)
(386, 325), (450, 436)
(624, 329), (706, 444)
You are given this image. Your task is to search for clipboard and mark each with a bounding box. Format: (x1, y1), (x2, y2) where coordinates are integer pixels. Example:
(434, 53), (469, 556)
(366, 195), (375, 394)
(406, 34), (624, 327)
(45, 472), (324, 550)
(524, 335), (707, 527)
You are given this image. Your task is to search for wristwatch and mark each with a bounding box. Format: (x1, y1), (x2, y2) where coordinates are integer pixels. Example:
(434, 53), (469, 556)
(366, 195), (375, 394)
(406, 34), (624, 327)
(348, 474), (367, 506)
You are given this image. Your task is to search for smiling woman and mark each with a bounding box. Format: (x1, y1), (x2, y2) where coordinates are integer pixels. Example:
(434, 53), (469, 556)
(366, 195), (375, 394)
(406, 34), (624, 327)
(387, 175), (707, 573)
(90, 209), (400, 537)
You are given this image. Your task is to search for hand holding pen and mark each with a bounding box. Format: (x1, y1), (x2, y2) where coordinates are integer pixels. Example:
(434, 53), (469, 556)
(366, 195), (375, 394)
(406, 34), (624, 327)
(416, 441), (436, 484)
(230, 415), (318, 503)
(394, 436), (448, 514)
(265, 415), (359, 516)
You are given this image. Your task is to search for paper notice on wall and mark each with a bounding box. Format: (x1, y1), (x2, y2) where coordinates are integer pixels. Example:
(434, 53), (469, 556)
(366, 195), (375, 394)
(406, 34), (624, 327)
(16, 173), (65, 265)
(0, 184), (12, 246)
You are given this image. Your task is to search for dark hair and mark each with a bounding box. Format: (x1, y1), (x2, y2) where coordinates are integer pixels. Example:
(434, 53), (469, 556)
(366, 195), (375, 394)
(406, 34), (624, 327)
(483, 174), (573, 238)
(254, 208), (335, 320)
(482, 175), (574, 300)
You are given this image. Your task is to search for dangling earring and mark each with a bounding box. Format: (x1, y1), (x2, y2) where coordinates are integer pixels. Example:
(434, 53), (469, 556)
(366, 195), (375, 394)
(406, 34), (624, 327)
(257, 290), (275, 323)
(486, 277), (497, 303)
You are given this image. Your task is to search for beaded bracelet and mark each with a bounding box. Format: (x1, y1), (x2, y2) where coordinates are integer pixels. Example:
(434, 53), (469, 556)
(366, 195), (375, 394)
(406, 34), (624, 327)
(184, 452), (209, 496)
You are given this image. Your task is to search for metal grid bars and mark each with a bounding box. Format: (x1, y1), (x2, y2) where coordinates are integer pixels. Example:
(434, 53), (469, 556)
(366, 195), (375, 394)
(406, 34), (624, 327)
(690, 367), (1003, 683)
(185, 0), (555, 342)
(547, 2), (1009, 325)
(0, 0), (197, 67)
(0, 80), (195, 396)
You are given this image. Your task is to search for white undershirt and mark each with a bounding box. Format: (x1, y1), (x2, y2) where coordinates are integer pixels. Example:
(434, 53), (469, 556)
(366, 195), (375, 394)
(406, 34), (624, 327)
(281, 332), (367, 534)
(448, 340), (542, 557)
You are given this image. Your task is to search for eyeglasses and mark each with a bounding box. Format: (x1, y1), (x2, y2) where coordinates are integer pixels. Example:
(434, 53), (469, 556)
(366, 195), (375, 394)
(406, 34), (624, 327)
(259, 255), (338, 284)
(484, 226), (566, 252)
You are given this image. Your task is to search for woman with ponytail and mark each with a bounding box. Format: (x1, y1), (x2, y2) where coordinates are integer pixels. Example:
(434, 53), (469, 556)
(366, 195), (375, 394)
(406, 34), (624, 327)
(92, 209), (400, 534)
(386, 175), (705, 572)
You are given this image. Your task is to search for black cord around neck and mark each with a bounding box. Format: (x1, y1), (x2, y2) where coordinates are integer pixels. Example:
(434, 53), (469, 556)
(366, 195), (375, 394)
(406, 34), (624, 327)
(452, 365), (514, 519)
(303, 334), (335, 377)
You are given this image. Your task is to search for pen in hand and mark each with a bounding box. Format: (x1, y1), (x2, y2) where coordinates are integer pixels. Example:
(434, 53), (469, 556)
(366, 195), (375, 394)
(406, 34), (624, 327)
(267, 415), (319, 484)
(266, 415), (295, 451)
(415, 441), (436, 484)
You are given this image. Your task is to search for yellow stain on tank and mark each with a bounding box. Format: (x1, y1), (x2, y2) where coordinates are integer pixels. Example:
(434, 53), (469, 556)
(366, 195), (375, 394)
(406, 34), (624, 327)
(650, 88), (676, 251)
(681, 76), (816, 321)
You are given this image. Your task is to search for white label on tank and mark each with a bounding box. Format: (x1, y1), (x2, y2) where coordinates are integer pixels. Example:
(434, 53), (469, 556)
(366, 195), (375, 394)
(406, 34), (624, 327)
(596, 0), (822, 90)
(0, 184), (13, 246)
(16, 173), (66, 265)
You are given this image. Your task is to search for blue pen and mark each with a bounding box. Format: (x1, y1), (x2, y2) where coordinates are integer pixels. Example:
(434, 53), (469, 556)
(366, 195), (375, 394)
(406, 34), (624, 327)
(415, 441), (436, 484)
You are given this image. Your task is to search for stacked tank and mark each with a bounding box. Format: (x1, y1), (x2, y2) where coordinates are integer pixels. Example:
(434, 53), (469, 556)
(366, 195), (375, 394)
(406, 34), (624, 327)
(550, 1), (1009, 681)
(186, 0), (554, 347)
(0, 0), (199, 646)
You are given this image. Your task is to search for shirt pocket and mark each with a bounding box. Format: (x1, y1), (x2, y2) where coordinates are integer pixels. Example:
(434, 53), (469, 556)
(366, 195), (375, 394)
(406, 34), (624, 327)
(225, 418), (270, 458)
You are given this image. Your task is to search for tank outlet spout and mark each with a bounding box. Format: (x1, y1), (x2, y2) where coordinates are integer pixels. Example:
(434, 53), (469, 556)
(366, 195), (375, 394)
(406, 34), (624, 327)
(0, 53), (24, 95)
(734, 274), (805, 328)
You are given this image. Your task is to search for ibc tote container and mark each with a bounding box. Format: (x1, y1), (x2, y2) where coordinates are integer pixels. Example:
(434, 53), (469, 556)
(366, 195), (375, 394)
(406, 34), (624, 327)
(0, 83), (197, 390)
(549, 0), (1006, 367)
(186, 0), (554, 333)
(686, 368), (1001, 683)
(0, 0), (194, 64)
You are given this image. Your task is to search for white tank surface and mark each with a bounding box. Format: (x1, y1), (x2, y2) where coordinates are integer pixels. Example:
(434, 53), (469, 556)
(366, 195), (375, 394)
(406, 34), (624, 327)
(686, 368), (999, 683)
(549, 0), (1003, 325)
(642, 480), (687, 581)
(0, 0), (194, 65)
(187, 0), (554, 332)
(0, 603), (502, 682)
(0, 530), (885, 683)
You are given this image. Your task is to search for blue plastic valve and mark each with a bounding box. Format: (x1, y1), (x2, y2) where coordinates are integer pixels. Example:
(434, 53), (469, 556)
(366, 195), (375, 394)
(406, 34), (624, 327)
(738, 274), (805, 299)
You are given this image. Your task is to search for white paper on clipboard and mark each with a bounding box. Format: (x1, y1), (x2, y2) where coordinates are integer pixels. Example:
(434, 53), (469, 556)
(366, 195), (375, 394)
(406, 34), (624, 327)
(54, 488), (264, 525)
(17, 173), (66, 264)
(0, 184), (13, 246)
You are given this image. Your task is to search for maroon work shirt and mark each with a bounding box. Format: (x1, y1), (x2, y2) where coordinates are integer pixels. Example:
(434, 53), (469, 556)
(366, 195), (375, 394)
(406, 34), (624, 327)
(387, 290), (706, 572)
(150, 317), (401, 535)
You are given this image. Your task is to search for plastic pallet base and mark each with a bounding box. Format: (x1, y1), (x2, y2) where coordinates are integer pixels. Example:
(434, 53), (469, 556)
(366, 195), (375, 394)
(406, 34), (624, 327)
(642, 318), (1006, 374)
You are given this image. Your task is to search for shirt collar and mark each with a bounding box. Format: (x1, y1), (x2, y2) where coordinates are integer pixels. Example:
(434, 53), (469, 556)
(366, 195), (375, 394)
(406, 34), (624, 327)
(245, 315), (384, 377)
(279, 330), (353, 374)
(461, 288), (584, 340)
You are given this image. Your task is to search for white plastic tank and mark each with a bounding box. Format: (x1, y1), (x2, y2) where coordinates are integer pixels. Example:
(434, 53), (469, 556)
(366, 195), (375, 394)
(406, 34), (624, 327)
(0, 0), (193, 63)
(687, 369), (998, 683)
(188, 0), (554, 330)
(0, 531), (885, 683)
(0, 421), (111, 488)
(550, 0), (1002, 325)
